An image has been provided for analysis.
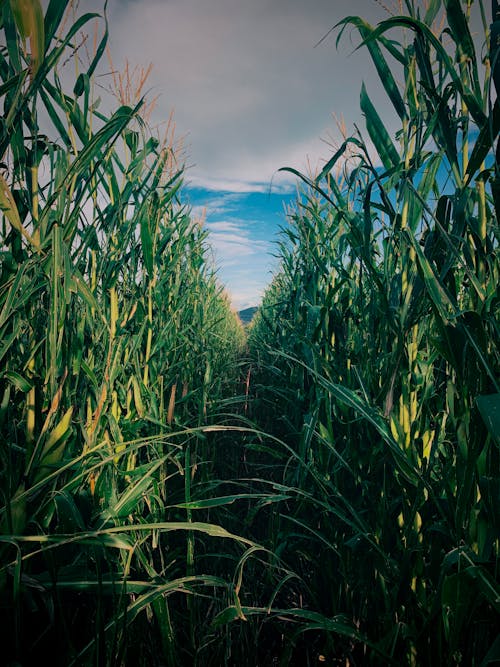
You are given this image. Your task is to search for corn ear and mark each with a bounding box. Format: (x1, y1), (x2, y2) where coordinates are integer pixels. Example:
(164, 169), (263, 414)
(33, 406), (73, 483)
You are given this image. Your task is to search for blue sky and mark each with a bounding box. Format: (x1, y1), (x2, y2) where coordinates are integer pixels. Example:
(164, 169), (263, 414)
(187, 188), (297, 308)
(69, 0), (487, 309)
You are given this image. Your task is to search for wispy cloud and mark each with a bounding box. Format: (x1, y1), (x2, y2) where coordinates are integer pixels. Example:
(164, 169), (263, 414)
(206, 221), (242, 233)
(190, 193), (246, 219)
(206, 219), (270, 266)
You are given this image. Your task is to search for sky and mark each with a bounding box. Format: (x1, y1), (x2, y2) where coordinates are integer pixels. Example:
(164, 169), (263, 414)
(81, 1), (407, 308)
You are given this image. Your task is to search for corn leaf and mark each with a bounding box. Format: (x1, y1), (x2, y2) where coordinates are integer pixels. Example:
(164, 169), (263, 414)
(360, 83), (400, 170)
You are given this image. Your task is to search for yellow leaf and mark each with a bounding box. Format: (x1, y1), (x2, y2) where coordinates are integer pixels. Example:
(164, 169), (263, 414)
(0, 173), (41, 250)
(9, 0), (45, 77)
(131, 376), (145, 417)
(167, 383), (176, 426)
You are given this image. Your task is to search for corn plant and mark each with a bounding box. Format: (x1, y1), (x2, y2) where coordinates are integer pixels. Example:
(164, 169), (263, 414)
(248, 1), (499, 664)
(0, 1), (250, 664)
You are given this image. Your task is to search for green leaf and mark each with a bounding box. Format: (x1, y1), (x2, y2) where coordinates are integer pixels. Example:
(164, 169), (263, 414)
(278, 350), (421, 487)
(444, 0), (474, 57)
(315, 136), (364, 187)
(174, 493), (286, 510)
(140, 209), (154, 277)
(44, 0), (69, 46)
(104, 458), (169, 519)
(424, 0), (442, 25)
(480, 635), (500, 666)
(73, 72), (89, 98)
(63, 104), (137, 185)
(441, 570), (476, 649)
(3, 370), (33, 392)
(360, 83), (400, 170)
(38, 84), (73, 148)
(476, 394), (500, 446)
(404, 228), (456, 325)
(369, 16), (486, 126)
(466, 101), (500, 184)
(336, 16), (407, 120)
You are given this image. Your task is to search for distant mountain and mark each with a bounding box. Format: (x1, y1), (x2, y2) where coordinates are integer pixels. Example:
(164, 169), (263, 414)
(238, 306), (258, 325)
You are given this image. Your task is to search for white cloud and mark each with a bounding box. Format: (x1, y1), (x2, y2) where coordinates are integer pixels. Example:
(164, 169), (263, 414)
(227, 283), (267, 311)
(206, 220), (270, 266)
(206, 221), (242, 233)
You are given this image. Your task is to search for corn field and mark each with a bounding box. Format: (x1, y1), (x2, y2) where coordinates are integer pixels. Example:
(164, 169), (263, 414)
(1, 0), (499, 665)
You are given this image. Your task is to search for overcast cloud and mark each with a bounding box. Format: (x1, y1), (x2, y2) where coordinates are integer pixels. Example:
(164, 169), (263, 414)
(102, 0), (395, 191)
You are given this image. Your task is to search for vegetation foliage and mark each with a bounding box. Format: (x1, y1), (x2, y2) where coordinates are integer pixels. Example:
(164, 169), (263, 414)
(0, 1), (247, 664)
(0, 0), (499, 665)
(248, 0), (500, 663)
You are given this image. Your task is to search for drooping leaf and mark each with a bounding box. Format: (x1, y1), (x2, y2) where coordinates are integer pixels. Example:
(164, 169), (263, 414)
(336, 16), (407, 120)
